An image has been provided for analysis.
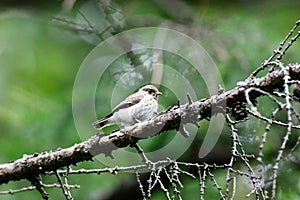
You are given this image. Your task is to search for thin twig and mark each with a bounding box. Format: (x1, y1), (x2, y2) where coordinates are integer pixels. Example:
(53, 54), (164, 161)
(55, 170), (73, 200)
(0, 184), (79, 195)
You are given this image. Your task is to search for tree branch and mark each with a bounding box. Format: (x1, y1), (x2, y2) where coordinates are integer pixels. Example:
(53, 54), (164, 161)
(0, 64), (299, 185)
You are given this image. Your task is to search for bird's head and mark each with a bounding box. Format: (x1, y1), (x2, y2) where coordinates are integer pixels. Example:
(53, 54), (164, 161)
(139, 85), (162, 100)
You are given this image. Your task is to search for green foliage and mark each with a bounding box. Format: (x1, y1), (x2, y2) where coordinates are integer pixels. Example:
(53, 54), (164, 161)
(0, 1), (299, 199)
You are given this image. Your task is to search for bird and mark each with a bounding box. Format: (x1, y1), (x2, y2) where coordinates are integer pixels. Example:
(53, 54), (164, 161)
(93, 85), (162, 129)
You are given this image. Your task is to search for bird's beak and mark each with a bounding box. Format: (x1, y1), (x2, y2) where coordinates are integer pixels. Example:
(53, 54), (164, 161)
(154, 92), (162, 100)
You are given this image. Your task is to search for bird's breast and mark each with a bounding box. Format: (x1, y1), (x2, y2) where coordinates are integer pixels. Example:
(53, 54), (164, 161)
(131, 95), (158, 121)
(109, 95), (158, 125)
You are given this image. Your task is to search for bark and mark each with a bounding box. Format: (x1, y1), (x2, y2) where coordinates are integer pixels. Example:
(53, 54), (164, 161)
(0, 64), (299, 185)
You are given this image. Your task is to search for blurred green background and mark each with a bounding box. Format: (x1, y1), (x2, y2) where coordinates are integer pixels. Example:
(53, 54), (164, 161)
(0, 0), (300, 199)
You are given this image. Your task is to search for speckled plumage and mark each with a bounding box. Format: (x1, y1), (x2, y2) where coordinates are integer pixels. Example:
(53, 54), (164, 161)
(93, 85), (161, 129)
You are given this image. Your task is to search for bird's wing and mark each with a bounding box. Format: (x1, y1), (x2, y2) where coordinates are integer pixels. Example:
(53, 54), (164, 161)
(105, 92), (144, 118)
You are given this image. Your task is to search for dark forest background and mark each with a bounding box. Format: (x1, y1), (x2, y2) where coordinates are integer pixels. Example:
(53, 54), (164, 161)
(0, 0), (299, 199)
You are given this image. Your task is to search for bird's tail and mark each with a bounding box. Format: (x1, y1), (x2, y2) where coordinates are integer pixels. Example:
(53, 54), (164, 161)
(92, 118), (109, 129)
